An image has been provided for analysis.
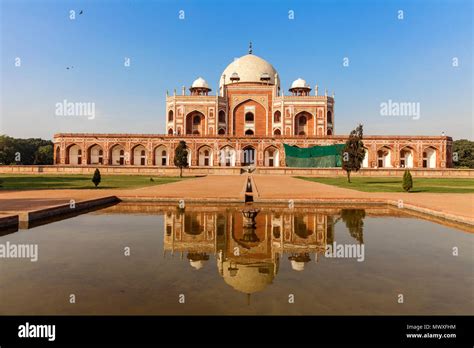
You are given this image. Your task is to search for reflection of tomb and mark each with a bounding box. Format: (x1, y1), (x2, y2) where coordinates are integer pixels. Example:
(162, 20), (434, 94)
(162, 206), (344, 296)
(271, 212), (327, 255)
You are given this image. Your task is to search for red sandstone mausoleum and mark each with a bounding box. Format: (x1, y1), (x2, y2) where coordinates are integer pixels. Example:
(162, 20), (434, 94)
(53, 47), (452, 169)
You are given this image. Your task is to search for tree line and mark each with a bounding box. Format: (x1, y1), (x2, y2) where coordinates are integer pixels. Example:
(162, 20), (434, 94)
(0, 135), (53, 165)
(453, 139), (474, 168)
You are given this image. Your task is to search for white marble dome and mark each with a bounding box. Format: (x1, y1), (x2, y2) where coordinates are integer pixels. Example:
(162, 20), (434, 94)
(191, 77), (210, 89)
(290, 78), (309, 89)
(220, 54), (278, 87)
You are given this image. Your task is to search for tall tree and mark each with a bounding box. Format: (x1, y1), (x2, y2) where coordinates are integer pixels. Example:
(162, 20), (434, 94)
(92, 168), (101, 188)
(342, 124), (365, 183)
(340, 209), (365, 244)
(174, 140), (189, 178)
(402, 170), (413, 192)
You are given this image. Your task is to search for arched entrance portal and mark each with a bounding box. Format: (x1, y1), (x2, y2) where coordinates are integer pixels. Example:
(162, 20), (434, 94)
(400, 147), (414, 168)
(242, 146), (256, 166)
(132, 145), (147, 166)
(185, 112), (205, 135)
(219, 146), (236, 167)
(109, 145), (125, 165)
(264, 147), (279, 167)
(198, 146), (213, 166)
(55, 147), (61, 164)
(66, 144), (82, 165)
(154, 145), (168, 166)
(377, 146), (392, 168)
(88, 144), (104, 165)
(423, 147), (437, 168)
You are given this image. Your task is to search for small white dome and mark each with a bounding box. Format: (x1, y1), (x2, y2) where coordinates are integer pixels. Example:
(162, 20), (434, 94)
(191, 77), (210, 89)
(290, 78), (309, 89)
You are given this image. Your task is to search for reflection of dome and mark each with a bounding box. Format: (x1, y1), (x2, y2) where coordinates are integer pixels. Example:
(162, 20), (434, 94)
(221, 54), (278, 87)
(221, 261), (274, 294)
(290, 78), (309, 89)
(291, 260), (305, 271)
(190, 260), (204, 270)
(191, 77), (210, 89)
(187, 252), (209, 270)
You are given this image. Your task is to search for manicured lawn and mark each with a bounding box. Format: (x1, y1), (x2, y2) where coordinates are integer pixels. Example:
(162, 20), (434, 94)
(0, 175), (188, 190)
(296, 176), (474, 193)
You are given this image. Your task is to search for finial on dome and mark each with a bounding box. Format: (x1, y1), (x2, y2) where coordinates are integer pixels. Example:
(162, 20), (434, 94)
(248, 41), (253, 54)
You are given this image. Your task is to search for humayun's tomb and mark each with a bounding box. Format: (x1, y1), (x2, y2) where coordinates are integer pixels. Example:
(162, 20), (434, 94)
(53, 46), (453, 170)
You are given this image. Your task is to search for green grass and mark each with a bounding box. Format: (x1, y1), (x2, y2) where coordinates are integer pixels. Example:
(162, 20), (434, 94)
(0, 175), (188, 190)
(296, 176), (474, 193)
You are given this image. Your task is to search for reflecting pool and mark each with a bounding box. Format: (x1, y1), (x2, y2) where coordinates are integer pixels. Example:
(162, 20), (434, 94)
(0, 203), (472, 315)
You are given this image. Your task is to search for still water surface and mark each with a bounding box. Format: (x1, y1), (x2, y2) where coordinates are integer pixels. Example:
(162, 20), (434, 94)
(0, 203), (472, 315)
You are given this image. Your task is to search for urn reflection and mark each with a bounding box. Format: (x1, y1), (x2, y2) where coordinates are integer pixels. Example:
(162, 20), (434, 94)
(241, 208), (260, 243)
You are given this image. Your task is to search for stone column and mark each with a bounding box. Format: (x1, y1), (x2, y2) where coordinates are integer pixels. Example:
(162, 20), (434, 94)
(370, 143), (377, 168)
(125, 142), (132, 165)
(148, 140), (154, 166)
(82, 141), (87, 166)
(394, 143), (399, 168)
(103, 142), (110, 166)
(235, 141), (241, 166)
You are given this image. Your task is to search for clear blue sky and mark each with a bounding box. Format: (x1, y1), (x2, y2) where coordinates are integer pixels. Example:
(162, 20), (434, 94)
(1, 0), (472, 140)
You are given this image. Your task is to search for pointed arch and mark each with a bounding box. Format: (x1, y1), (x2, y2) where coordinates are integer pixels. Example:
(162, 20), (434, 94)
(66, 144), (82, 165)
(198, 145), (213, 166)
(273, 110), (282, 123)
(55, 146), (61, 164)
(399, 145), (415, 168)
(242, 145), (256, 166)
(131, 144), (147, 166)
(87, 144), (104, 165)
(264, 145), (280, 167)
(327, 110), (332, 124)
(185, 111), (205, 135)
(231, 98), (266, 136)
(376, 145), (393, 168)
(422, 146), (438, 168)
(219, 145), (236, 167)
(294, 111), (313, 136)
(218, 110), (226, 124)
(109, 144), (125, 165)
(154, 145), (168, 166)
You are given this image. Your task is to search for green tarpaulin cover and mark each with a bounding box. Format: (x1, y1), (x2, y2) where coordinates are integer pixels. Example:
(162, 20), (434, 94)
(284, 143), (345, 167)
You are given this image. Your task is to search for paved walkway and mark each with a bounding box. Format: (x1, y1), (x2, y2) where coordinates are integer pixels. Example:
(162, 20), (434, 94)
(0, 176), (247, 212)
(252, 175), (474, 223)
(0, 175), (472, 225)
(120, 175), (247, 200)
